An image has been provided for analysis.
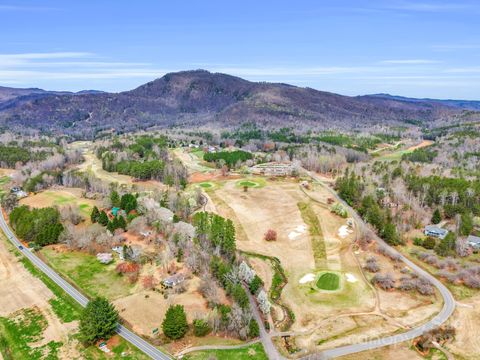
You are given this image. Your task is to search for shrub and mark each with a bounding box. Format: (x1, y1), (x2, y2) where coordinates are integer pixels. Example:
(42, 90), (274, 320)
(193, 319), (211, 337)
(248, 319), (260, 338)
(249, 275), (264, 295)
(422, 237), (436, 250)
(371, 273), (395, 290)
(264, 229), (277, 241)
(115, 262), (140, 274)
(162, 305), (188, 340)
(364, 256), (380, 273)
(463, 275), (480, 289)
(413, 237), (424, 246)
(416, 277), (434, 295)
(398, 276), (416, 291)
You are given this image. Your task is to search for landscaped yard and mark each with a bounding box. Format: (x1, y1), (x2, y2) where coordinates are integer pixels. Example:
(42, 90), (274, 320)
(316, 272), (340, 291)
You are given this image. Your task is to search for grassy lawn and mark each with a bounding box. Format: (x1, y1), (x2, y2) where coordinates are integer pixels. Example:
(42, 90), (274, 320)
(316, 272), (340, 291)
(80, 335), (151, 360)
(0, 307), (62, 360)
(238, 180), (258, 188)
(185, 343), (268, 360)
(235, 178), (267, 189)
(40, 247), (133, 300)
(191, 150), (205, 159)
(297, 202), (326, 268)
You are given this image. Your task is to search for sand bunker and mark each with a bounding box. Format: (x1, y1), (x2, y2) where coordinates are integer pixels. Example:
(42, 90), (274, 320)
(338, 225), (352, 238)
(299, 273), (315, 284)
(289, 225), (307, 240)
(345, 273), (358, 283)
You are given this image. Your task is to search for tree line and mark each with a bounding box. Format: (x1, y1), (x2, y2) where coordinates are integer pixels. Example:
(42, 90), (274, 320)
(9, 205), (64, 246)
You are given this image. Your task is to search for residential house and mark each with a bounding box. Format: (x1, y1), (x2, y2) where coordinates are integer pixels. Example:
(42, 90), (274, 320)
(467, 235), (480, 250)
(162, 273), (185, 288)
(424, 225), (449, 240)
(96, 253), (113, 264)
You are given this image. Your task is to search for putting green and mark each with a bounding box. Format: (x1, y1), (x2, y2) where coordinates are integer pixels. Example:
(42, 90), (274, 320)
(238, 180), (259, 188)
(316, 272), (340, 291)
(198, 182), (213, 188)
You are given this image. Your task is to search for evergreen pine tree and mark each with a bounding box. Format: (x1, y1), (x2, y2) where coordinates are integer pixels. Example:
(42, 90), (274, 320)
(162, 305), (188, 340)
(98, 210), (109, 226)
(431, 208), (442, 224)
(79, 297), (119, 344)
(90, 206), (100, 223)
(110, 190), (120, 207)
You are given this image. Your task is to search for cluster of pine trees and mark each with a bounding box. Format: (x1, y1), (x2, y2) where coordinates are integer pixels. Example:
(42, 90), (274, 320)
(203, 150), (253, 168)
(9, 205), (64, 246)
(405, 174), (480, 216)
(193, 212), (236, 259)
(336, 170), (400, 245)
(0, 145), (49, 167)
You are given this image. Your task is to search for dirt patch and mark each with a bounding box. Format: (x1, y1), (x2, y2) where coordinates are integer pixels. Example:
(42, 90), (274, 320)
(447, 293), (480, 359)
(406, 140), (434, 152)
(190, 171), (241, 183)
(337, 341), (423, 360)
(0, 237), (55, 316)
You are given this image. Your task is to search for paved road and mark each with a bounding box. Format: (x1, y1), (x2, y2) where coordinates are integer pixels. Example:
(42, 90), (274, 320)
(304, 171), (456, 359)
(0, 210), (171, 360)
(245, 285), (285, 360)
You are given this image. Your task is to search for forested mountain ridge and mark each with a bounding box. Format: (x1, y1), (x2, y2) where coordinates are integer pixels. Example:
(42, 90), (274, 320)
(0, 70), (478, 139)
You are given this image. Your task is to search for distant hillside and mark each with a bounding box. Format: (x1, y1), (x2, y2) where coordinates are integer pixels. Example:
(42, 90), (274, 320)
(0, 70), (478, 138)
(363, 93), (480, 111)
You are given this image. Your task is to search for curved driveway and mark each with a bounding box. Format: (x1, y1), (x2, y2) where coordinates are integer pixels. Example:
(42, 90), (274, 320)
(0, 210), (171, 360)
(304, 171), (456, 359)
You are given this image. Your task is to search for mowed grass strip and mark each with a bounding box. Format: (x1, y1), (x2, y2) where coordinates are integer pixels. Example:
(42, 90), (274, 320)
(316, 272), (340, 291)
(185, 342), (268, 360)
(297, 202), (326, 268)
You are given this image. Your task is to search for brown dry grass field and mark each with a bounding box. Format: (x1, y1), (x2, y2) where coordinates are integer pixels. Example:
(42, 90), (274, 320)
(114, 276), (221, 337)
(337, 341), (424, 360)
(207, 177), (447, 353)
(445, 293), (480, 359)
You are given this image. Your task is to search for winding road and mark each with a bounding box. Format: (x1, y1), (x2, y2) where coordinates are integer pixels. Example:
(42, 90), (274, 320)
(0, 209), (171, 360)
(304, 171), (456, 359)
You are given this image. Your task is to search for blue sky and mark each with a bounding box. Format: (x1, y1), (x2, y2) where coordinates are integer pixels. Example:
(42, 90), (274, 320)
(1, 0), (479, 99)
